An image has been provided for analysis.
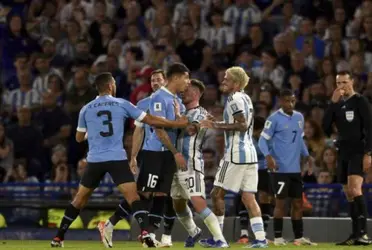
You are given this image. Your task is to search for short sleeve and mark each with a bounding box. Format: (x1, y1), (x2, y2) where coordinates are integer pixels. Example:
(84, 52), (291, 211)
(228, 98), (245, 116)
(123, 100), (146, 121)
(149, 96), (167, 118)
(191, 109), (207, 124)
(134, 120), (144, 128)
(77, 106), (87, 132)
(260, 116), (276, 140)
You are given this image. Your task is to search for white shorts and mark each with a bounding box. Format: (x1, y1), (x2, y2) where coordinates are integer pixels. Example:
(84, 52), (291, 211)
(213, 159), (258, 193)
(171, 171), (205, 200)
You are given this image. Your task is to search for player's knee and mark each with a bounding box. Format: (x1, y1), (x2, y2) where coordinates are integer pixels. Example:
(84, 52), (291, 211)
(173, 198), (187, 213)
(211, 187), (224, 201)
(72, 193), (88, 209)
(190, 196), (207, 213)
(241, 192), (256, 206)
(291, 199), (303, 211)
(154, 192), (167, 197)
(274, 198), (286, 210)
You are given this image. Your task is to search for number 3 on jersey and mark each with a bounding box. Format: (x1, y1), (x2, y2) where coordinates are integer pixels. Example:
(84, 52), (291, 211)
(97, 110), (113, 137)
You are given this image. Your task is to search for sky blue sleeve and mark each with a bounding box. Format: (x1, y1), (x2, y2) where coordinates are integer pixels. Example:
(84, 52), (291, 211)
(260, 115), (276, 140)
(77, 106), (87, 132)
(123, 100), (146, 121)
(149, 95), (167, 118)
(258, 136), (270, 157)
(300, 138), (310, 157)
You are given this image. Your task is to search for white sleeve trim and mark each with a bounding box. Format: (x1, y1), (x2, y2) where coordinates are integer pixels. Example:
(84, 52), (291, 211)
(77, 127), (87, 132)
(134, 120), (144, 127)
(261, 131), (271, 140)
(136, 112), (146, 122)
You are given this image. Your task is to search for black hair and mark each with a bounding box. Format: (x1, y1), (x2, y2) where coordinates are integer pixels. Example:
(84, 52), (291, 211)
(94, 72), (113, 93)
(166, 63), (189, 78)
(279, 89), (294, 98)
(190, 79), (205, 95)
(254, 116), (265, 131)
(337, 70), (353, 80)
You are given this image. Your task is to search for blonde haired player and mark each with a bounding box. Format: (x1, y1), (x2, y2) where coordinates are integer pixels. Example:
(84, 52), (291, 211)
(200, 67), (268, 248)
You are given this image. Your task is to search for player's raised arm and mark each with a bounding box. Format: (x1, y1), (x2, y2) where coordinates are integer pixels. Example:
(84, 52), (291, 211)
(75, 106), (88, 143)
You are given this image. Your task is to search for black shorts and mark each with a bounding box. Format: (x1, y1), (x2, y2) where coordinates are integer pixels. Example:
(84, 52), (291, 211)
(80, 160), (134, 189)
(272, 173), (303, 199)
(137, 150), (176, 193)
(337, 154), (364, 184)
(258, 169), (272, 193)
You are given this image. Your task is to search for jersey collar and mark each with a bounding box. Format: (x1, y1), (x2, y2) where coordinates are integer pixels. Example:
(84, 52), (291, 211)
(160, 86), (176, 97)
(279, 108), (292, 117)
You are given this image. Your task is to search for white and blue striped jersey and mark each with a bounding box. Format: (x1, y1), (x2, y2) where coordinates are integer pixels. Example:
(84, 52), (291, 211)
(176, 106), (208, 173)
(223, 91), (257, 164)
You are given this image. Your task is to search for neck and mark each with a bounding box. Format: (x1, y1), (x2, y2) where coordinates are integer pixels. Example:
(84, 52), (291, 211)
(19, 121), (30, 127)
(165, 85), (177, 95)
(186, 101), (199, 110)
(20, 85), (31, 91)
(344, 91), (356, 99)
(99, 92), (111, 96)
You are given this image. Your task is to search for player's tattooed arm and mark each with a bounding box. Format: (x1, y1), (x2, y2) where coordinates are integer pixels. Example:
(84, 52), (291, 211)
(155, 128), (178, 154)
(200, 113), (247, 132)
(130, 126), (145, 174)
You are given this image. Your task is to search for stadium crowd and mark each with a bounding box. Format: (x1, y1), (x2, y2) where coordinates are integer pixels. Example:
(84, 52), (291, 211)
(0, 0), (372, 221)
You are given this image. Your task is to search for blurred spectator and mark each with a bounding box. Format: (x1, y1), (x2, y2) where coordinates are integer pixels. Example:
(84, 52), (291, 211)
(304, 119), (326, 164)
(306, 170), (338, 217)
(319, 146), (338, 183)
(0, 123), (14, 183)
(45, 162), (71, 199)
(32, 53), (61, 93)
(6, 107), (43, 169)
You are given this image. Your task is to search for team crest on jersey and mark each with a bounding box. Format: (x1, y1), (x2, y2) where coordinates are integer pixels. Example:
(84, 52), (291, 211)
(154, 102), (162, 111)
(231, 104), (238, 112)
(298, 121), (303, 128)
(345, 111), (354, 122)
(264, 120), (272, 129)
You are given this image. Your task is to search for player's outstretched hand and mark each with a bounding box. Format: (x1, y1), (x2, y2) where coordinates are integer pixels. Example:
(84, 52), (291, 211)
(174, 152), (187, 170)
(206, 114), (216, 122)
(266, 155), (276, 171)
(200, 119), (214, 129)
(173, 98), (181, 117)
(186, 124), (198, 136)
(129, 158), (138, 175)
(363, 154), (371, 173)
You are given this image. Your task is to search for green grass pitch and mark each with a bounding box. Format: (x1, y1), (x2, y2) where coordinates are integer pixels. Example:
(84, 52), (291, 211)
(0, 241), (365, 250)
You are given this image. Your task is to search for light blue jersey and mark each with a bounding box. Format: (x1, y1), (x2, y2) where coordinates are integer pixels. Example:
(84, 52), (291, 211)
(253, 138), (266, 170)
(176, 106), (209, 173)
(258, 109), (309, 173)
(143, 87), (185, 151)
(77, 95), (146, 162)
(134, 96), (152, 147)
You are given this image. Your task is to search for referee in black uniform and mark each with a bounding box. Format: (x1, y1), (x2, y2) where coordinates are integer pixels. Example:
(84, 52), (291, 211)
(323, 71), (372, 246)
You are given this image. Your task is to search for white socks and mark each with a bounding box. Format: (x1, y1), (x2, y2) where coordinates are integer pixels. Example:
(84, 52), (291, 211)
(250, 217), (265, 241)
(217, 215), (224, 231)
(177, 206), (198, 237)
(199, 208), (225, 242)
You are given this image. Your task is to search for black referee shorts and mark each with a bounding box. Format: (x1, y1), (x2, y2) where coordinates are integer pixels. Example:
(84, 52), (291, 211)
(137, 150), (177, 193)
(337, 153), (364, 184)
(80, 160), (134, 189)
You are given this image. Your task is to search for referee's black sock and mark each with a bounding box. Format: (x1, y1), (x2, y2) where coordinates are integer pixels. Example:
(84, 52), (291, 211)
(354, 195), (368, 235)
(149, 195), (166, 232)
(239, 210), (249, 236)
(273, 217), (283, 238)
(291, 219), (303, 239)
(131, 200), (150, 232)
(109, 200), (132, 226)
(348, 201), (358, 237)
(260, 203), (272, 232)
(163, 196), (176, 236)
(56, 204), (80, 240)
